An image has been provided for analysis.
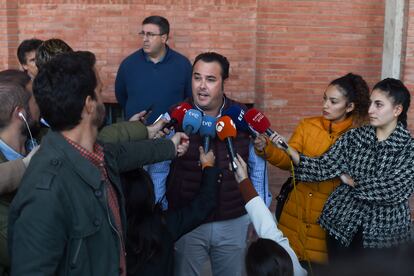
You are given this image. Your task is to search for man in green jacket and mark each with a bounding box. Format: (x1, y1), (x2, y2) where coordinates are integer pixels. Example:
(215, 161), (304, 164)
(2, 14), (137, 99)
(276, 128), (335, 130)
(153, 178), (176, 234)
(0, 69), (167, 276)
(8, 51), (188, 275)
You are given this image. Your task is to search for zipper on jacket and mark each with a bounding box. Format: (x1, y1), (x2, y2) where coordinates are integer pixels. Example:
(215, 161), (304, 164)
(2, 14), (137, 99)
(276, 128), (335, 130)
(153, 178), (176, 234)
(71, 239), (83, 267)
(103, 183), (126, 259)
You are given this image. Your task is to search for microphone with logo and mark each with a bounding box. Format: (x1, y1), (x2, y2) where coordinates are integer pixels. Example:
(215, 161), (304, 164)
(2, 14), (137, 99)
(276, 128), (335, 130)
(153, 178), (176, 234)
(182, 109), (203, 136)
(223, 106), (259, 138)
(244, 108), (288, 150)
(216, 115), (238, 170)
(162, 102), (193, 130)
(199, 115), (217, 152)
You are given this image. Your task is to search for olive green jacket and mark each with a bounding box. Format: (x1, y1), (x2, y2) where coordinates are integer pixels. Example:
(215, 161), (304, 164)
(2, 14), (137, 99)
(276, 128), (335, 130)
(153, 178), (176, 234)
(8, 130), (176, 275)
(0, 121), (149, 276)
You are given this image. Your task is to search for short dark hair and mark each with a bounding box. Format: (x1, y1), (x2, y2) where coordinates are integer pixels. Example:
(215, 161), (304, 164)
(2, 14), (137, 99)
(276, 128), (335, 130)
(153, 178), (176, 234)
(0, 82), (30, 130)
(35, 38), (73, 69)
(17, 38), (43, 65)
(373, 78), (411, 128)
(193, 52), (230, 81)
(142, 15), (170, 36)
(33, 51), (97, 131)
(245, 238), (294, 276)
(0, 69), (31, 89)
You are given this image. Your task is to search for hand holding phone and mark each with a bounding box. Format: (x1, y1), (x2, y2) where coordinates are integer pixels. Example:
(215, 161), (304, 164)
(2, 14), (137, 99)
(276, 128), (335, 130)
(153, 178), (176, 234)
(129, 104), (153, 124)
(142, 104), (154, 122)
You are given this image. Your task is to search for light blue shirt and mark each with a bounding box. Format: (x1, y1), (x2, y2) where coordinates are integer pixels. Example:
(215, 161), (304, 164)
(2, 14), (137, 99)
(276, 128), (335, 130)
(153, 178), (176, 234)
(147, 142), (270, 210)
(0, 139), (23, 161)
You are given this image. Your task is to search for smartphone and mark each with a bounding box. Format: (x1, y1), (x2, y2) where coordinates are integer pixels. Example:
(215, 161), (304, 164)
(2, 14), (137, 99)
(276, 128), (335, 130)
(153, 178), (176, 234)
(142, 104), (154, 121)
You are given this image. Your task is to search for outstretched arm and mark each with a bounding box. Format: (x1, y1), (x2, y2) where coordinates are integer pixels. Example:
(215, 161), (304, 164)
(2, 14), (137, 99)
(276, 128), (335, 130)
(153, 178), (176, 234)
(232, 156), (307, 276)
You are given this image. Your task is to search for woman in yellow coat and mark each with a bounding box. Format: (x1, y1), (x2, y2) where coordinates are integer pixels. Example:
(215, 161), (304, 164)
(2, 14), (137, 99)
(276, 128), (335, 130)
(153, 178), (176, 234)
(254, 73), (370, 265)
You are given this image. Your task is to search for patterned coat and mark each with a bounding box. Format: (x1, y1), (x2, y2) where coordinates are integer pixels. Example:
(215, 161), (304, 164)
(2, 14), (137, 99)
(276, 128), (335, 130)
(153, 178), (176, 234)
(295, 123), (414, 248)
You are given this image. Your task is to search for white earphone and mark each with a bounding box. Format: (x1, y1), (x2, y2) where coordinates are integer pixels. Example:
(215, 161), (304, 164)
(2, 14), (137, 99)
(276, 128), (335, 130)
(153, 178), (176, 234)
(18, 111), (36, 150)
(18, 111), (26, 121)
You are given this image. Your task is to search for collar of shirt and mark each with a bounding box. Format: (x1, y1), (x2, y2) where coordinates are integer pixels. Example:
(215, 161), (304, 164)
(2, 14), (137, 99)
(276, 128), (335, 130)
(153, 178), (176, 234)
(0, 138), (23, 160)
(63, 136), (105, 170)
(144, 45), (169, 64)
(193, 96), (227, 118)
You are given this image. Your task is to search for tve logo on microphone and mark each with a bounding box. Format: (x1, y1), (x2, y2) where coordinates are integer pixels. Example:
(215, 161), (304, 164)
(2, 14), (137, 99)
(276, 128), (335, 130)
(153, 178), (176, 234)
(202, 120), (213, 127)
(187, 109), (201, 120)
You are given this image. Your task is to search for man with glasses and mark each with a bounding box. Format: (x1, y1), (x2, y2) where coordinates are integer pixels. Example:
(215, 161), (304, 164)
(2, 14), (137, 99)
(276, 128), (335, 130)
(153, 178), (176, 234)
(115, 15), (192, 123)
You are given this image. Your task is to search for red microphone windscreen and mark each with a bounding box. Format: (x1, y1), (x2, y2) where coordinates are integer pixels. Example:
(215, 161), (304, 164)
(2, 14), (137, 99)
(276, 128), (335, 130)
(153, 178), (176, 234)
(216, 116), (237, 141)
(171, 102), (192, 124)
(244, 108), (271, 133)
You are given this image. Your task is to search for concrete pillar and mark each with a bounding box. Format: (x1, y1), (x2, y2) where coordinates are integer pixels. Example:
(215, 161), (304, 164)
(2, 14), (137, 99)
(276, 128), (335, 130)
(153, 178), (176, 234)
(381, 0), (408, 79)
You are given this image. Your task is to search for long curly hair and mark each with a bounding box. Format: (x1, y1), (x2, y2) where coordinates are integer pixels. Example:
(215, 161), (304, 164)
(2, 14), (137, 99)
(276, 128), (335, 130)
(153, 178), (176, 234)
(330, 73), (370, 127)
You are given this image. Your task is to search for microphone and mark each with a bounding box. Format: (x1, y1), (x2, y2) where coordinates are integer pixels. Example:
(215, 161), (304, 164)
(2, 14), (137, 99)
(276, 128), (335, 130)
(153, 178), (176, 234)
(163, 102), (192, 130)
(182, 109), (202, 136)
(216, 116), (238, 170)
(223, 105), (258, 138)
(244, 108), (288, 149)
(199, 115), (217, 152)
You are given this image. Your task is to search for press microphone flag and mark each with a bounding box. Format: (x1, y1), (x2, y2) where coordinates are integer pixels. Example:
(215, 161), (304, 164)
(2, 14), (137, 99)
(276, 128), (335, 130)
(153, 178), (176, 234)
(163, 102), (192, 130)
(216, 115), (238, 170)
(182, 109), (202, 136)
(223, 105), (258, 138)
(244, 108), (288, 149)
(199, 115), (217, 152)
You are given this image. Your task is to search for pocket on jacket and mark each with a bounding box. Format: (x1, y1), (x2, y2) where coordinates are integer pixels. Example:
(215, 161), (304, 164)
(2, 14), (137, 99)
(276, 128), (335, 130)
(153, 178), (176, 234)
(65, 224), (100, 275)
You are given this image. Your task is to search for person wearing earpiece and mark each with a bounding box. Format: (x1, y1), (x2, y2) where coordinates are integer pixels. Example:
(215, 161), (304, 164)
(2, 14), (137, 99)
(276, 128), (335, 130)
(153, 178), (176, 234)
(0, 81), (37, 276)
(231, 154), (307, 276)
(8, 51), (190, 276)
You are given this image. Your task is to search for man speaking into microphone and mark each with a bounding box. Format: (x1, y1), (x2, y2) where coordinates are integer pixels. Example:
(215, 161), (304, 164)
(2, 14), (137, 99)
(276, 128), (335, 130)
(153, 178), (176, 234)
(149, 52), (270, 276)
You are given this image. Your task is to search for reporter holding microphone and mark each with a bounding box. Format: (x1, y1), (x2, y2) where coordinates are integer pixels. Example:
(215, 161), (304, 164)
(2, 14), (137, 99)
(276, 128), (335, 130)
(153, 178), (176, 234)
(231, 154), (307, 276)
(266, 78), (414, 260)
(253, 73), (370, 265)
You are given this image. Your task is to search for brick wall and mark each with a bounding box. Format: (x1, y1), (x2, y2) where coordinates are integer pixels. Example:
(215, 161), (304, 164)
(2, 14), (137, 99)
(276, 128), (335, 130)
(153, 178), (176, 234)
(2, 0), (414, 210)
(403, 0), (414, 130)
(255, 0), (385, 197)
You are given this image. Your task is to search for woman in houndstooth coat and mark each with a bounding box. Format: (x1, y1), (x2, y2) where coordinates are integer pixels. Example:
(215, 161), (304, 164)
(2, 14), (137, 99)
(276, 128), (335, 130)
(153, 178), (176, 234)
(269, 78), (413, 258)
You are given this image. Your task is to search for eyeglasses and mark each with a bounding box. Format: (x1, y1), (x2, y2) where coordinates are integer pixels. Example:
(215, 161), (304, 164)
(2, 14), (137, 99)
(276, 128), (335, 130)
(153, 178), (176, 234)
(138, 31), (165, 39)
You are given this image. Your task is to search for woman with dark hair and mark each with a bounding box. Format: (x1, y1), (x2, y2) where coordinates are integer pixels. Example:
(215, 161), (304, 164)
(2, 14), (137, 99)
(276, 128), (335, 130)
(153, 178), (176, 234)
(122, 147), (221, 276)
(254, 73), (370, 264)
(271, 78), (414, 257)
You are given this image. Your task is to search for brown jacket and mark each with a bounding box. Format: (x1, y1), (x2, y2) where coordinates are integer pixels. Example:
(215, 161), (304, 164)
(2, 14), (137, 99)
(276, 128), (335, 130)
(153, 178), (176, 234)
(167, 98), (251, 221)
